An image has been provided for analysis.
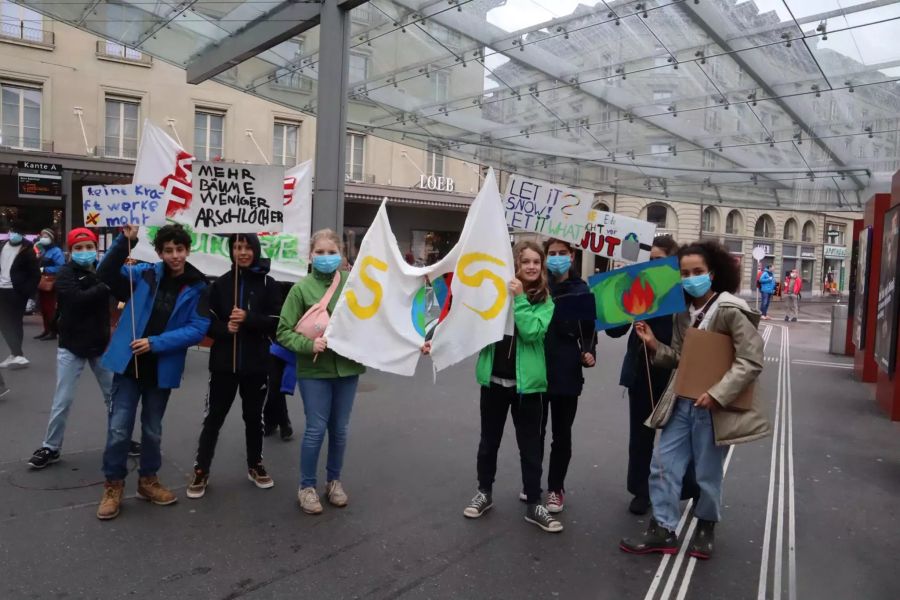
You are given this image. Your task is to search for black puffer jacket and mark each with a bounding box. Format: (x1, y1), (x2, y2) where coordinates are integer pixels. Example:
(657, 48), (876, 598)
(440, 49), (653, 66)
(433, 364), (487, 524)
(606, 314), (674, 396)
(545, 276), (597, 396)
(207, 234), (282, 374)
(55, 261), (113, 358)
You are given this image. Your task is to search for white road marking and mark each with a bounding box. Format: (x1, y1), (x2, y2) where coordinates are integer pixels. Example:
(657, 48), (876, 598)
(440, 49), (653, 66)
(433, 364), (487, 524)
(791, 359), (853, 369)
(758, 326), (785, 600)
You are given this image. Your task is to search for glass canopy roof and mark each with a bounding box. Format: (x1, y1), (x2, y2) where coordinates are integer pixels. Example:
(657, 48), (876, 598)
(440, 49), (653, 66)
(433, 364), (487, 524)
(20, 0), (900, 210)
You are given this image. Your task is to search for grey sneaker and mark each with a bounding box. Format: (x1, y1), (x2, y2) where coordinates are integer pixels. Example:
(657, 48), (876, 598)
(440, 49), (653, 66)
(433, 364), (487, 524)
(326, 480), (348, 507)
(298, 486), (323, 514)
(525, 503), (563, 533)
(463, 490), (493, 518)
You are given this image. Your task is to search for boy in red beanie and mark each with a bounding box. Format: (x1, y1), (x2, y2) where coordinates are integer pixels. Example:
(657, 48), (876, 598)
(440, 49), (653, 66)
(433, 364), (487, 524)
(28, 228), (138, 468)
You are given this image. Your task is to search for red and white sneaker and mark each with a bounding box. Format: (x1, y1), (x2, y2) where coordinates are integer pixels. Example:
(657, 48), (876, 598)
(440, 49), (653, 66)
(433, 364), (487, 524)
(546, 490), (565, 513)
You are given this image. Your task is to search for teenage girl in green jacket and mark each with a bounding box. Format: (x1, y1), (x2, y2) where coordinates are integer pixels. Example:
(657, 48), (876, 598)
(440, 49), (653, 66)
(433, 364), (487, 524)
(463, 240), (561, 533)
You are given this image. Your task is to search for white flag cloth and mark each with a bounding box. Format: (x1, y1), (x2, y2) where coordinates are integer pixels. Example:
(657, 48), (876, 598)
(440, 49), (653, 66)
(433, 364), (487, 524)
(429, 169), (514, 371)
(325, 201), (432, 376)
(130, 120), (311, 279)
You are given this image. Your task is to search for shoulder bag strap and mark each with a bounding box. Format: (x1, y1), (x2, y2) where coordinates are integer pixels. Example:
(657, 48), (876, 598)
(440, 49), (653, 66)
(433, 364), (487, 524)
(318, 271), (342, 311)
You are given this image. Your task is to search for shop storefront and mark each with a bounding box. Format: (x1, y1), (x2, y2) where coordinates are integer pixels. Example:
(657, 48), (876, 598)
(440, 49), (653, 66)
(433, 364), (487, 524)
(824, 244), (849, 294)
(782, 243), (816, 293)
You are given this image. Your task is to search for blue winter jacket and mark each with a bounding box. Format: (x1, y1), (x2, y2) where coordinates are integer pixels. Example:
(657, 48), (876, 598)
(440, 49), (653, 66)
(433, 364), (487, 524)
(759, 270), (776, 294)
(39, 244), (66, 274)
(98, 234), (210, 389)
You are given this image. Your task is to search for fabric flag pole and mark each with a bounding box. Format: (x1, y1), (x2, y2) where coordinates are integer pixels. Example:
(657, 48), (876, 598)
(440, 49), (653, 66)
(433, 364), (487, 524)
(233, 261), (238, 372)
(126, 241), (139, 378)
(430, 168), (514, 372)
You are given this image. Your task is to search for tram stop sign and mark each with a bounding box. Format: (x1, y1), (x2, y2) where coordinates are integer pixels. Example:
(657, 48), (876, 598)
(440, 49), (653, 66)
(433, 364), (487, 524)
(752, 246), (767, 261)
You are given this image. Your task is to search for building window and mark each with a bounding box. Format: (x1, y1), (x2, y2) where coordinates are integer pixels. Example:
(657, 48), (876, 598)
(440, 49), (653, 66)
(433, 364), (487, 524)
(802, 220), (816, 242)
(725, 210), (742, 235)
(194, 110), (224, 161)
(826, 223), (845, 245)
(428, 21), (461, 47)
(0, 0), (43, 43)
(272, 37), (312, 92)
(650, 143), (669, 155)
(103, 41), (143, 61)
(426, 145), (444, 178)
(433, 69), (449, 102)
(646, 204), (669, 229)
(349, 52), (369, 83)
(754, 214), (774, 238)
(0, 81), (41, 149)
(702, 206), (719, 232)
(272, 121), (299, 166)
(345, 132), (365, 182)
(783, 218), (798, 241)
(104, 97), (140, 159)
(351, 3), (371, 24)
(652, 90), (672, 103)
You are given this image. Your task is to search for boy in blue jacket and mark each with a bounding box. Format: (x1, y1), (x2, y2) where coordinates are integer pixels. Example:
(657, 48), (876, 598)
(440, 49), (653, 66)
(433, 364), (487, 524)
(95, 224), (210, 520)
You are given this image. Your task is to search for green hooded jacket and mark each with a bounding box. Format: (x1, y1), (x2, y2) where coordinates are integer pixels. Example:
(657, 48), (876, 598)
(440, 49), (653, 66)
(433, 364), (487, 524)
(476, 293), (554, 394)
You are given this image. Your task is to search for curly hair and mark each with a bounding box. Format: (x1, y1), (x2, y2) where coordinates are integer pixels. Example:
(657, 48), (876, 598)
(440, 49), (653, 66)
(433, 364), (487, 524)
(677, 240), (741, 294)
(153, 223), (192, 253)
(513, 239), (549, 304)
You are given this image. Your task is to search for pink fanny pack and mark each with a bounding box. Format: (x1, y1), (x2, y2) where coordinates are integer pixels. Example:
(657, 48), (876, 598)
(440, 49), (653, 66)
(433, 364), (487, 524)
(294, 272), (341, 339)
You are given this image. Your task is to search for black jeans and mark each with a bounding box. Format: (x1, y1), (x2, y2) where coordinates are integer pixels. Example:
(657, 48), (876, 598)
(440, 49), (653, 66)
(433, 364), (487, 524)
(263, 355), (291, 430)
(476, 384), (544, 504)
(195, 371), (267, 472)
(540, 394), (578, 493)
(628, 386), (700, 501)
(0, 289), (26, 356)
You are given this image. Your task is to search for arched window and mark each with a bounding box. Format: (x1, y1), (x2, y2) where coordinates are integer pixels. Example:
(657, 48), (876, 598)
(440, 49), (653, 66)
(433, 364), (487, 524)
(802, 220), (816, 242)
(646, 203), (669, 228)
(595, 202), (611, 213)
(702, 206), (719, 232)
(725, 210), (742, 235)
(754, 214), (775, 238)
(783, 218), (798, 241)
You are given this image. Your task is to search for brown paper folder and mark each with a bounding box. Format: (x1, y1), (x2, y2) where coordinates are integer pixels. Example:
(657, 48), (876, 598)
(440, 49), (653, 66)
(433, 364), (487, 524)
(673, 328), (755, 411)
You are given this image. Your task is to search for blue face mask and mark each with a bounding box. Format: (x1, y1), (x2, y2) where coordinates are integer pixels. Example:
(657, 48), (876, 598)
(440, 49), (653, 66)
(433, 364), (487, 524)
(682, 273), (713, 298)
(72, 250), (97, 267)
(312, 254), (342, 274)
(8, 233), (23, 245)
(546, 255), (572, 276)
(39, 237), (52, 247)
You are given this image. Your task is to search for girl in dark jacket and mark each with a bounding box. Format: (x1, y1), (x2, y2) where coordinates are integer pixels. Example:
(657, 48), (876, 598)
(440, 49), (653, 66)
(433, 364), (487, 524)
(538, 238), (596, 514)
(187, 233), (282, 499)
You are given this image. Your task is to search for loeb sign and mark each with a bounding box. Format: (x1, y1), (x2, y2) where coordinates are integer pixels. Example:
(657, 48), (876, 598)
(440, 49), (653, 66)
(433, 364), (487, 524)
(418, 174), (455, 192)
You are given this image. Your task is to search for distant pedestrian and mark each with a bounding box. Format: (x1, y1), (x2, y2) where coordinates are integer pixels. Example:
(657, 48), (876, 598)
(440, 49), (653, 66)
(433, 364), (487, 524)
(784, 270), (801, 322)
(0, 221), (40, 370)
(35, 227), (65, 340)
(758, 264), (775, 320)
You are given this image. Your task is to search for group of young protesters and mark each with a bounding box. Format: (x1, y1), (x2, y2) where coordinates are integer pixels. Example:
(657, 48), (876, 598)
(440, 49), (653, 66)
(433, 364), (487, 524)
(7, 219), (766, 560)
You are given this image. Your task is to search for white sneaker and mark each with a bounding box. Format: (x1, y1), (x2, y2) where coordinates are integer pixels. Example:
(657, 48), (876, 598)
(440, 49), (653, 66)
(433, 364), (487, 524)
(0, 355), (14, 368)
(298, 487), (323, 514)
(8, 356), (29, 370)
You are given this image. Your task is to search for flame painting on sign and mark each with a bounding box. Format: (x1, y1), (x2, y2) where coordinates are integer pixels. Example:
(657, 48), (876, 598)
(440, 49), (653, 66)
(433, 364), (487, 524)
(588, 256), (685, 330)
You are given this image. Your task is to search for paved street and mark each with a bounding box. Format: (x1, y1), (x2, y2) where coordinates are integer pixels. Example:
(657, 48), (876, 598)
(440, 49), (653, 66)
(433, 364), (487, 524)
(0, 301), (898, 600)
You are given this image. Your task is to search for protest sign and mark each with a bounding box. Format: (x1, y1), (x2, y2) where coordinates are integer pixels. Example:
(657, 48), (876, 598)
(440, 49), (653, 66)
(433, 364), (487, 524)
(588, 256), (685, 330)
(504, 174), (656, 263)
(82, 184), (167, 227)
(184, 162), (285, 233)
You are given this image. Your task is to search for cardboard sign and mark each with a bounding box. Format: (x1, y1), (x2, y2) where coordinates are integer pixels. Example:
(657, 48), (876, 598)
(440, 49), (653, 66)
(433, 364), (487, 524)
(504, 174), (656, 263)
(588, 256), (685, 330)
(82, 184), (167, 227)
(674, 327), (755, 411)
(186, 162), (285, 233)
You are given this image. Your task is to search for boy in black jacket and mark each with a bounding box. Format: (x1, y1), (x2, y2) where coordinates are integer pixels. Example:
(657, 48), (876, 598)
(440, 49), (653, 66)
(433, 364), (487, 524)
(187, 234), (282, 499)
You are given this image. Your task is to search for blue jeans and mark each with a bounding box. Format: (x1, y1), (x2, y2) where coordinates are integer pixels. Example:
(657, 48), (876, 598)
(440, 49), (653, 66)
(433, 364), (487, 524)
(102, 374), (171, 481)
(297, 376), (358, 489)
(760, 292), (772, 316)
(649, 398), (728, 531)
(43, 348), (114, 452)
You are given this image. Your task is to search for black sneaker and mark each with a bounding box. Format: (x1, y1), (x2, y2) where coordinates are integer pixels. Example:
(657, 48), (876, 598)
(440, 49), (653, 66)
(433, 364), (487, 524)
(463, 490), (493, 518)
(629, 495), (651, 515)
(525, 503), (563, 532)
(264, 423), (278, 437)
(620, 519), (678, 555)
(280, 422), (294, 441)
(128, 441), (141, 457)
(28, 447), (60, 469)
(688, 519), (715, 559)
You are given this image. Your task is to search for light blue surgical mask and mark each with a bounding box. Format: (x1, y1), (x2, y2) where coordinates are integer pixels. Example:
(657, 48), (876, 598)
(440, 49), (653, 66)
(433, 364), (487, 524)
(39, 236), (52, 247)
(682, 273), (713, 298)
(312, 254), (342, 274)
(8, 233), (23, 245)
(72, 250), (97, 267)
(546, 255), (572, 276)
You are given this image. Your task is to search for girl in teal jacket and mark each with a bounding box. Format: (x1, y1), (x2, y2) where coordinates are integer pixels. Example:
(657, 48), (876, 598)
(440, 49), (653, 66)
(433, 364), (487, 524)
(463, 240), (561, 533)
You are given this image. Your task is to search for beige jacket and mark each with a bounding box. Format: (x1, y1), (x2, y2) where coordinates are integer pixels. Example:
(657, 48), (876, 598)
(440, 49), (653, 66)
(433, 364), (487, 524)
(649, 292), (771, 446)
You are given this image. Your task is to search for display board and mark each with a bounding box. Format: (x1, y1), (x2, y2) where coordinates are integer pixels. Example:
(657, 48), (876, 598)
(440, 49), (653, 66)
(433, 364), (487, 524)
(874, 206), (900, 374)
(852, 226), (872, 350)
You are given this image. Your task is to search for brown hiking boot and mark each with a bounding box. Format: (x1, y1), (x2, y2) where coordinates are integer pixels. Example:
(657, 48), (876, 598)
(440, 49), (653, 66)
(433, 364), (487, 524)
(97, 480), (125, 520)
(137, 475), (177, 506)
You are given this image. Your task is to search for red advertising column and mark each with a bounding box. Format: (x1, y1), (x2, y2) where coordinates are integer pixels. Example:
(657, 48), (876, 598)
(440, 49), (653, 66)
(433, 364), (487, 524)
(845, 218), (864, 355)
(874, 177), (900, 421)
(853, 193), (891, 383)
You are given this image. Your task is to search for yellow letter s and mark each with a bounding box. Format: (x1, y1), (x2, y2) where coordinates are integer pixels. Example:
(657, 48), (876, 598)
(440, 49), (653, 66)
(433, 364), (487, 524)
(346, 256), (388, 319)
(456, 252), (508, 320)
